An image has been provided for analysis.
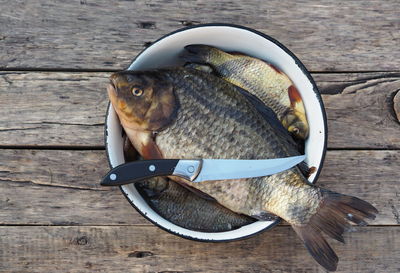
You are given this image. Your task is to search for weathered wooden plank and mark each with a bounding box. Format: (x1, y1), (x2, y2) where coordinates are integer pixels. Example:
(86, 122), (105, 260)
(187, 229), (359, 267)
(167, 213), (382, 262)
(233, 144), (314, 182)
(0, 149), (107, 190)
(318, 150), (400, 226)
(1, 72), (400, 148)
(0, 226), (398, 273)
(0, 149), (398, 225)
(0, 181), (144, 226)
(0, 72), (108, 146)
(316, 72), (400, 149)
(0, 0), (399, 71)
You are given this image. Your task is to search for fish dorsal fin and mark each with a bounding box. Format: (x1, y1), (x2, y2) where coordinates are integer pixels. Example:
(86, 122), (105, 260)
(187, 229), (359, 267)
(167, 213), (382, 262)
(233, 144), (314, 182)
(234, 85), (303, 154)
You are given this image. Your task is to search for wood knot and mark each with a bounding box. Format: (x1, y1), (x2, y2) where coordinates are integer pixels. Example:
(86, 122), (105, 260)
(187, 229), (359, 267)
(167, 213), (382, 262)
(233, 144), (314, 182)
(180, 20), (201, 26)
(74, 236), (89, 245)
(137, 22), (156, 29)
(127, 251), (154, 258)
(393, 90), (400, 122)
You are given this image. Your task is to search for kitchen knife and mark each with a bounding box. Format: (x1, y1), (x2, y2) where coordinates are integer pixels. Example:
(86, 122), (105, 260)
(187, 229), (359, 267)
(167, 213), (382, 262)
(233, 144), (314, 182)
(100, 155), (305, 186)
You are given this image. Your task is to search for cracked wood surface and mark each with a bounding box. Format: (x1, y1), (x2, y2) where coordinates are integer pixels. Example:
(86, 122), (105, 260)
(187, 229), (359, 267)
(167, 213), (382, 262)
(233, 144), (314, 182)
(0, 0), (399, 71)
(0, 226), (399, 273)
(0, 72), (108, 147)
(0, 149), (398, 225)
(1, 72), (400, 148)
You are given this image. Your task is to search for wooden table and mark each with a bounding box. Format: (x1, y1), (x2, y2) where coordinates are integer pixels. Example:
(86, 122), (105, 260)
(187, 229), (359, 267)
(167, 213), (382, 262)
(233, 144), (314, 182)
(1, 1), (399, 272)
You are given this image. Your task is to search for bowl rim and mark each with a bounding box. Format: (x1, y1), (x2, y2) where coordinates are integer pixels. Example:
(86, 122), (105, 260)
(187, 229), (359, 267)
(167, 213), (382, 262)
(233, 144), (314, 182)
(104, 23), (328, 242)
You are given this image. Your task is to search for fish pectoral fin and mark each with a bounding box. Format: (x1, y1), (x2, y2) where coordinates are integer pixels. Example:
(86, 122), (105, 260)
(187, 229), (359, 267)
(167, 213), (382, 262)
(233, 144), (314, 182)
(168, 176), (217, 201)
(140, 137), (164, 160)
(288, 85), (303, 109)
(251, 211), (279, 221)
(124, 129), (163, 160)
(122, 132), (139, 162)
(286, 85), (309, 139)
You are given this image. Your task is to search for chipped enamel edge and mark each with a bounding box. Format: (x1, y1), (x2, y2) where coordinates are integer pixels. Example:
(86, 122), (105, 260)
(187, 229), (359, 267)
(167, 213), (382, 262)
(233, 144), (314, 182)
(105, 24), (327, 242)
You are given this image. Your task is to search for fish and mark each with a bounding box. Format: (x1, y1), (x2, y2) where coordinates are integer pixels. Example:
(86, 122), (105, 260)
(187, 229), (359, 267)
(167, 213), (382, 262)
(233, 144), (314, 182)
(181, 44), (309, 140)
(184, 62), (306, 155)
(136, 176), (257, 232)
(108, 67), (377, 271)
(118, 76), (307, 232)
(121, 134), (257, 232)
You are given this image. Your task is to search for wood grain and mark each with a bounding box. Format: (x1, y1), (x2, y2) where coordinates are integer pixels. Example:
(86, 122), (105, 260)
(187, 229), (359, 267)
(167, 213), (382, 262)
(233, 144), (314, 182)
(0, 181), (142, 226)
(0, 149), (147, 226)
(0, 149), (107, 190)
(1, 72), (400, 148)
(0, 225), (398, 273)
(0, 72), (108, 146)
(0, 0), (399, 71)
(0, 149), (398, 225)
(1, 1), (399, 272)
(317, 72), (400, 149)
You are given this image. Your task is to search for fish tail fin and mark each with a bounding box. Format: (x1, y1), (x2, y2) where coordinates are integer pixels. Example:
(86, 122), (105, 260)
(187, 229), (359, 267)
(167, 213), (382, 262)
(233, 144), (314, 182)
(292, 225), (338, 271)
(293, 189), (378, 271)
(180, 44), (232, 66)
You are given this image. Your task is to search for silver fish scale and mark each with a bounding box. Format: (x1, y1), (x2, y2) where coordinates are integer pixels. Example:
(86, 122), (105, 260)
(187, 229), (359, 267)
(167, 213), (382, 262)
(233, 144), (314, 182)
(155, 68), (320, 224)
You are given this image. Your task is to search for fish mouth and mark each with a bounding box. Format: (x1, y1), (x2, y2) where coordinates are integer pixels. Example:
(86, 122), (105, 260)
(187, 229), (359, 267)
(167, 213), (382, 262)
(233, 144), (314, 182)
(107, 81), (129, 114)
(107, 80), (118, 99)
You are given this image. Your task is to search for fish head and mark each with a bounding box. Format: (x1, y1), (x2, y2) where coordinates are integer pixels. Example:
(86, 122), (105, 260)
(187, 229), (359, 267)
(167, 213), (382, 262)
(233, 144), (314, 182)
(281, 110), (309, 140)
(108, 71), (178, 131)
(285, 85), (309, 139)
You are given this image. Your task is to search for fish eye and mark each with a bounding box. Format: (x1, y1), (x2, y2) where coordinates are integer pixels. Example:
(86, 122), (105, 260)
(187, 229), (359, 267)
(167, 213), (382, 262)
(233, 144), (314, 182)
(131, 87), (144, 97)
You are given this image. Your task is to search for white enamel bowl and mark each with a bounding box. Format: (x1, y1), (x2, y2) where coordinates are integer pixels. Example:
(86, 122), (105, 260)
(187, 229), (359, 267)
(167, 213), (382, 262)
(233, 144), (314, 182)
(105, 24), (327, 242)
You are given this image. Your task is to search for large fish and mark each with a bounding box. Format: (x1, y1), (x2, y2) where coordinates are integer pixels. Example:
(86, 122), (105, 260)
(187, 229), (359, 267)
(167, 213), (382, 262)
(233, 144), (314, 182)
(108, 68), (377, 271)
(181, 44), (309, 140)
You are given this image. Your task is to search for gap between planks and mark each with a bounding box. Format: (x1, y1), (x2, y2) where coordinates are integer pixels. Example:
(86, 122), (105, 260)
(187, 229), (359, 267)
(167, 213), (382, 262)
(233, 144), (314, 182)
(2, 146), (400, 151)
(1, 69), (400, 74)
(0, 224), (397, 227)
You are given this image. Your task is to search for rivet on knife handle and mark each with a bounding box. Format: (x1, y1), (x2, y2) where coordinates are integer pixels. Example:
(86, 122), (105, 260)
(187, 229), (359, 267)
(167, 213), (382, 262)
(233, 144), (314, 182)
(100, 159), (181, 186)
(172, 159), (203, 181)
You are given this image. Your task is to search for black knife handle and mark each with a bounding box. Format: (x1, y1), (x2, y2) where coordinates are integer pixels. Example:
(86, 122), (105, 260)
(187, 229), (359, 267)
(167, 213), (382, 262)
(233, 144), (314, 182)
(101, 159), (180, 186)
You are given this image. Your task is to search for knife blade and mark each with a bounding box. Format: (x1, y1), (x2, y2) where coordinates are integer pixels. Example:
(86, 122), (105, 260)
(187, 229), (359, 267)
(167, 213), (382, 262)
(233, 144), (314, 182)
(100, 155), (305, 186)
